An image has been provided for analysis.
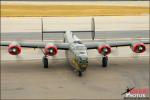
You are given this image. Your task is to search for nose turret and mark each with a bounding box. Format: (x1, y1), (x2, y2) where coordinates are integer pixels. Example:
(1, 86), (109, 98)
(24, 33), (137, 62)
(77, 54), (88, 71)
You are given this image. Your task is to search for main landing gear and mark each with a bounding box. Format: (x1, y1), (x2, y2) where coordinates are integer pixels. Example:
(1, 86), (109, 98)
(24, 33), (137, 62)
(41, 49), (48, 68)
(42, 56), (48, 68)
(102, 56), (108, 67)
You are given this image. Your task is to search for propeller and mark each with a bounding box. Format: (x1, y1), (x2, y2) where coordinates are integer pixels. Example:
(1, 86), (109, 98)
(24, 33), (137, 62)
(50, 40), (58, 60)
(38, 40), (58, 60)
(12, 39), (23, 61)
(130, 37), (145, 59)
(102, 39), (119, 56)
(137, 37), (149, 54)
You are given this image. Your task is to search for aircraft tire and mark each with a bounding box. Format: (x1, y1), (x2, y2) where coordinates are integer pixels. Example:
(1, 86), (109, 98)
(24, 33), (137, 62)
(102, 56), (108, 67)
(78, 71), (82, 77)
(43, 57), (48, 68)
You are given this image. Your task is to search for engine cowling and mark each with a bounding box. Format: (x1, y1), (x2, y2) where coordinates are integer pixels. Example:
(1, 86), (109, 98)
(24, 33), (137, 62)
(131, 42), (146, 53)
(44, 43), (58, 56)
(98, 45), (111, 56)
(8, 42), (22, 55)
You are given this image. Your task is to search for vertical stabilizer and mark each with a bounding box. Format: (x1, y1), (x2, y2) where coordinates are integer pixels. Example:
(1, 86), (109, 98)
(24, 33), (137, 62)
(91, 17), (95, 40)
(41, 18), (44, 41)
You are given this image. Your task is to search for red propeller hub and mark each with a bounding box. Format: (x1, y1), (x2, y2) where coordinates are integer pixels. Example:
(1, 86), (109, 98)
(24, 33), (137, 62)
(8, 44), (21, 55)
(132, 43), (146, 53)
(44, 45), (58, 56)
(98, 45), (111, 56)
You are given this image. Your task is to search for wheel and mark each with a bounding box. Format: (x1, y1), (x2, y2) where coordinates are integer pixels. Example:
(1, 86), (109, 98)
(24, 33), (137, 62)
(102, 56), (108, 67)
(77, 71), (82, 77)
(42, 57), (48, 68)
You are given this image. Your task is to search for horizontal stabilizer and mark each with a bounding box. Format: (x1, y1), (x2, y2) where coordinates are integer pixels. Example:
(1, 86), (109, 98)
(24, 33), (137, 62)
(41, 18), (96, 41)
(42, 30), (93, 33)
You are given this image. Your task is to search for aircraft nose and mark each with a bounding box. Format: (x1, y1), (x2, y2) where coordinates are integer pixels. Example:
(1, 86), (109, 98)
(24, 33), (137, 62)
(78, 56), (88, 71)
(78, 55), (88, 63)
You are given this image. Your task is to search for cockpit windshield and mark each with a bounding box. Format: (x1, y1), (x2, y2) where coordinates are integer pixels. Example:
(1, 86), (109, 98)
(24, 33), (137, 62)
(80, 52), (86, 54)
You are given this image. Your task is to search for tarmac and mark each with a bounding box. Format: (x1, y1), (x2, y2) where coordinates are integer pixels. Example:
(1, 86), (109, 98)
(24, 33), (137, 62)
(1, 57), (149, 99)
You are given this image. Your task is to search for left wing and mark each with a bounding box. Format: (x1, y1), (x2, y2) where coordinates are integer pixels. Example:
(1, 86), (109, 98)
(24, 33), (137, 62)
(0, 41), (69, 50)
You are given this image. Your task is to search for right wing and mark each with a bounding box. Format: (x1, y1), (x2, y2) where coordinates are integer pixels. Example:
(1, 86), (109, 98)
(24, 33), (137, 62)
(84, 39), (150, 49)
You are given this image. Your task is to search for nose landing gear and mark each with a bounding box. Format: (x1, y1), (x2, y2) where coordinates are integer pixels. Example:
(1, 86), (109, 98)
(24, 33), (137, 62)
(76, 63), (87, 77)
(77, 71), (82, 77)
(102, 56), (108, 67)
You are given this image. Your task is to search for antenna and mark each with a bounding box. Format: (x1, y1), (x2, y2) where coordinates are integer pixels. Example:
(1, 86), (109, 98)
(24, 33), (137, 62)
(91, 17), (95, 40)
(41, 18), (44, 41)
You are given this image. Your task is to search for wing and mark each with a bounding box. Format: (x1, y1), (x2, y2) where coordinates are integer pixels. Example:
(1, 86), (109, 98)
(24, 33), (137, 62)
(0, 41), (69, 50)
(84, 39), (150, 49)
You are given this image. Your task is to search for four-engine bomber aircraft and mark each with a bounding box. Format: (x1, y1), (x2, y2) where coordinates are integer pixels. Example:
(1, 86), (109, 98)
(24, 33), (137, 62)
(1, 18), (150, 76)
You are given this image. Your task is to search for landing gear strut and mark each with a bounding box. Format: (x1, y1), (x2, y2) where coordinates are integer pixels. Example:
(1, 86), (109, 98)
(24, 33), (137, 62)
(102, 56), (108, 67)
(42, 56), (48, 68)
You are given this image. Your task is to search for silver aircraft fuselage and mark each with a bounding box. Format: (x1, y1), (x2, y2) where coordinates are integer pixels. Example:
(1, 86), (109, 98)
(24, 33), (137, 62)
(64, 31), (88, 72)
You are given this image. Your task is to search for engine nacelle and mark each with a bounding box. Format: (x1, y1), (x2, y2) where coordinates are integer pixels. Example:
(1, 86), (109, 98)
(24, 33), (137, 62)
(98, 45), (111, 56)
(44, 43), (58, 56)
(8, 42), (22, 55)
(131, 42), (146, 53)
